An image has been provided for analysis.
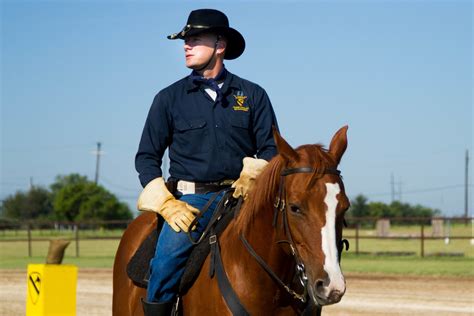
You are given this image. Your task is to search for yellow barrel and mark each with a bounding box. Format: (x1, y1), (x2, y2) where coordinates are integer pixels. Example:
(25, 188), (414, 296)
(26, 264), (78, 316)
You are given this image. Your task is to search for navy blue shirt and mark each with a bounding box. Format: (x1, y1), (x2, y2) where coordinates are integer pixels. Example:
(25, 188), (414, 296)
(135, 69), (278, 187)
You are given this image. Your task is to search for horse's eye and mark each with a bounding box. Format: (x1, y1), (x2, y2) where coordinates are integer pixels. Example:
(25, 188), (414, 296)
(289, 204), (301, 213)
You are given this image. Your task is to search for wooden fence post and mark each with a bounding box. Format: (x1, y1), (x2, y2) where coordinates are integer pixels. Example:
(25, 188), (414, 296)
(420, 223), (425, 257)
(376, 219), (390, 237)
(27, 224), (32, 257)
(431, 218), (444, 237)
(355, 223), (360, 255)
(75, 224), (79, 257)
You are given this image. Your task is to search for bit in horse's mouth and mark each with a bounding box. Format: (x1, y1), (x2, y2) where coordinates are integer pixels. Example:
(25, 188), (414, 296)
(308, 283), (325, 306)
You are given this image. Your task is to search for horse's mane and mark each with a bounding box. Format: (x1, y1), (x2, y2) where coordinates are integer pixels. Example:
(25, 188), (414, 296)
(235, 144), (336, 234)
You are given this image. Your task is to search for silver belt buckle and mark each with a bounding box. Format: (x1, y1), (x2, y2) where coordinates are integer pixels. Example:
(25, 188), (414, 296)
(177, 180), (196, 195)
(219, 179), (235, 186)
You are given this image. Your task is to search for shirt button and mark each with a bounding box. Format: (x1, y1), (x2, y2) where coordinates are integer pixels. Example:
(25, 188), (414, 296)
(215, 124), (218, 128)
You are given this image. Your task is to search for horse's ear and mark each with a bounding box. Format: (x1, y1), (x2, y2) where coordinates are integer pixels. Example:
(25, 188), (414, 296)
(329, 125), (348, 164)
(273, 126), (299, 161)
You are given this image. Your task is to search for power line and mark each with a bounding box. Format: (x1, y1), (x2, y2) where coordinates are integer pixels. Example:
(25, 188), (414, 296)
(0, 181), (27, 186)
(100, 177), (140, 192)
(2, 143), (92, 153)
(400, 184), (466, 195)
(390, 173), (402, 202)
(465, 150), (469, 219)
(366, 183), (471, 198)
(390, 173), (395, 202)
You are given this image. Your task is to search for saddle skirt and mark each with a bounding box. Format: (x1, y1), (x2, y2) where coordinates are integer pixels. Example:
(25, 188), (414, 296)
(126, 193), (240, 294)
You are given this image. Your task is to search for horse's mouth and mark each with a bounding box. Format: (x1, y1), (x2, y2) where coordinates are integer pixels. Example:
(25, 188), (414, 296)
(308, 281), (346, 306)
(309, 291), (344, 307)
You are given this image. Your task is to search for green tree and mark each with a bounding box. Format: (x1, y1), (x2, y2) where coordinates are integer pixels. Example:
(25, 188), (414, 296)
(0, 186), (53, 220)
(368, 202), (395, 218)
(346, 195), (441, 219)
(50, 173), (88, 196)
(412, 204), (441, 218)
(52, 175), (133, 221)
(389, 201), (411, 218)
(348, 194), (370, 217)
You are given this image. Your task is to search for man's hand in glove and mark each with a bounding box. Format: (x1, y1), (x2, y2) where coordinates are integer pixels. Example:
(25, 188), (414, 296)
(232, 157), (268, 200)
(137, 177), (199, 232)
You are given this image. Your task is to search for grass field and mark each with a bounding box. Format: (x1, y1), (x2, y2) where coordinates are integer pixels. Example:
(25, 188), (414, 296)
(346, 221), (473, 237)
(345, 237), (474, 257)
(1, 224), (472, 276)
(0, 239), (119, 269)
(341, 253), (473, 276)
(0, 228), (124, 240)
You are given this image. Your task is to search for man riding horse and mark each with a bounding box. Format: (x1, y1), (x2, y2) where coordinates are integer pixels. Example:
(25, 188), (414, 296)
(135, 9), (279, 315)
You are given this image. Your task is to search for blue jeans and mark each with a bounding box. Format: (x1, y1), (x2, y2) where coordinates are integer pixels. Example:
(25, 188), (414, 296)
(146, 192), (224, 302)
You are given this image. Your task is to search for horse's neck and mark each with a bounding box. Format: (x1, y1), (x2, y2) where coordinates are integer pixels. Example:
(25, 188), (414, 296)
(221, 203), (292, 288)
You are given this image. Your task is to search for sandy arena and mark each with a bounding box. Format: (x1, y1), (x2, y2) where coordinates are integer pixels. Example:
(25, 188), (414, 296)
(1, 269), (472, 315)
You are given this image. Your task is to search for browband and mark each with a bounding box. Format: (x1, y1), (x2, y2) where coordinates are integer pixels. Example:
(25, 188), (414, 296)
(280, 167), (341, 177)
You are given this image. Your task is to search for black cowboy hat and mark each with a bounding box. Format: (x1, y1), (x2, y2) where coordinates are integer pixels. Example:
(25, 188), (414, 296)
(167, 9), (245, 60)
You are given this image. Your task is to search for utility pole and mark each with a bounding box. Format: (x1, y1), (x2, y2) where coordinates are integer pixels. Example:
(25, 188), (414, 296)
(390, 173), (402, 202)
(465, 150), (469, 224)
(391, 173), (395, 203)
(398, 178), (403, 202)
(93, 142), (103, 184)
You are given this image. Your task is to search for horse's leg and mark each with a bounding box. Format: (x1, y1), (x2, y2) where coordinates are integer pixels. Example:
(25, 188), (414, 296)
(113, 212), (158, 316)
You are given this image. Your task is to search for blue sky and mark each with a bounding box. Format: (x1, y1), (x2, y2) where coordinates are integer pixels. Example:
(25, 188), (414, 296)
(1, 0), (472, 216)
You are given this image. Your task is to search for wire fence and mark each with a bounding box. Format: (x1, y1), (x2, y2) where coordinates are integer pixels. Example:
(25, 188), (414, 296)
(344, 217), (473, 257)
(0, 219), (128, 258)
(0, 217), (472, 258)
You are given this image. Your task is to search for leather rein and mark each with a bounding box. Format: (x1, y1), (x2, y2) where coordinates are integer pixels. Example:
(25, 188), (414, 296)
(240, 166), (343, 313)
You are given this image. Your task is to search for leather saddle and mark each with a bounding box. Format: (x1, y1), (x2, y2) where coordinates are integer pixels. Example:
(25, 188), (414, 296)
(126, 191), (240, 294)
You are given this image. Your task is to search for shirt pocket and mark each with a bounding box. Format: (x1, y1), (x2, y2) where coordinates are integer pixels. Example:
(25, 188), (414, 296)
(173, 118), (209, 154)
(229, 113), (254, 152)
(230, 114), (250, 129)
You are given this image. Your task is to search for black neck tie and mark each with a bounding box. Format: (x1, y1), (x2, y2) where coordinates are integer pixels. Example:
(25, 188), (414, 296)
(190, 68), (227, 105)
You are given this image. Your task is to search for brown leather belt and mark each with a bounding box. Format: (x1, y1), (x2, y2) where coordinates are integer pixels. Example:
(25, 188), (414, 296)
(176, 179), (234, 195)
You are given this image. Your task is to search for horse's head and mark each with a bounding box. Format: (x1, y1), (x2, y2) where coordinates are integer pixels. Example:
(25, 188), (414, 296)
(274, 126), (349, 306)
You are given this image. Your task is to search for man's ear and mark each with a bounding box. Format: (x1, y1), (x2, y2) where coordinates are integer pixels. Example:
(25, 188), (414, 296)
(216, 36), (227, 56)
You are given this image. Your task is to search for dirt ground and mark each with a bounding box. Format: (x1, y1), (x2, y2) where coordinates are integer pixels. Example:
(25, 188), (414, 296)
(1, 269), (473, 315)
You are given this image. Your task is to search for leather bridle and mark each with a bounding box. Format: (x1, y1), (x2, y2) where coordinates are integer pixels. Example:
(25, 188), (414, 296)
(240, 165), (344, 313)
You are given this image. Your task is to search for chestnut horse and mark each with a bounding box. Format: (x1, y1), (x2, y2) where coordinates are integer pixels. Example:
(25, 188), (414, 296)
(113, 126), (349, 315)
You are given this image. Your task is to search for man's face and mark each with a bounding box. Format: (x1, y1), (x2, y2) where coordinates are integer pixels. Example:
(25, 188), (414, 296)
(183, 33), (219, 69)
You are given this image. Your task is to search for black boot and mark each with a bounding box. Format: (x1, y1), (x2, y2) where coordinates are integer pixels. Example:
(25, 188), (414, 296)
(141, 298), (173, 316)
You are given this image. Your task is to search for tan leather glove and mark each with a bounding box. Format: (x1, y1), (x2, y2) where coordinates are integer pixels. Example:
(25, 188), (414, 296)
(232, 157), (268, 199)
(137, 177), (199, 232)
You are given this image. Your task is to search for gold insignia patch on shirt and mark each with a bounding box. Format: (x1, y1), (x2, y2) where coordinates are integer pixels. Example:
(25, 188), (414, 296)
(233, 92), (249, 111)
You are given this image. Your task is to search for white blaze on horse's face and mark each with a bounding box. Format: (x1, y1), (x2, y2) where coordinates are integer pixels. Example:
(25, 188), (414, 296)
(317, 182), (346, 303)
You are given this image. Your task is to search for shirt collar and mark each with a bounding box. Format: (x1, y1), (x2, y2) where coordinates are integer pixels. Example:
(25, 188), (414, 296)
(186, 66), (238, 94)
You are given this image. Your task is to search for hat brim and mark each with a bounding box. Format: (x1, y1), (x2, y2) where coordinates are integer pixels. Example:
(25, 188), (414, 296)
(168, 26), (245, 60)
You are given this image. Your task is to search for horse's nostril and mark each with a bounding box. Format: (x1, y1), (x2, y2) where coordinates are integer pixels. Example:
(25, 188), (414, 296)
(315, 280), (325, 298)
(315, 279), (325, 291)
